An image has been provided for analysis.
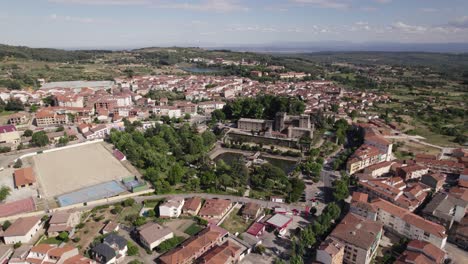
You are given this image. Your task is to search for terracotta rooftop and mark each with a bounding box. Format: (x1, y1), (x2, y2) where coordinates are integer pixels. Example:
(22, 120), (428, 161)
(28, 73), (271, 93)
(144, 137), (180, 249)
(198, 199), (231, 217)
(201, 240), (242, 264)
(3, 216), (41, 237)
(330, 213), (383, 250)
(370, 199), (447, 239)
(0, 197), (35, 217)
(14, 167), (36, 188)
(183, 197), (202, 212)
(159, 226), (228, 264)
(352, 192), (369, 203)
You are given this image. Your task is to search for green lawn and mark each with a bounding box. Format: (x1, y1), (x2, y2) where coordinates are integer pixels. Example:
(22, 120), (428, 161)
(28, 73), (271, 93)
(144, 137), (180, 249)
(39, 236), (62, 245)
(184, 223), (204, 236)
(220, 208), (253, 234)
(117, 203), (143, 223)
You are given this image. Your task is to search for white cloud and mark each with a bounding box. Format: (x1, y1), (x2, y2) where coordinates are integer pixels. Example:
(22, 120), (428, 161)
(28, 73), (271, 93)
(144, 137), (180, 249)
(391, 21), (427, 33)
(49, 13), (95, 23)
(289, 0), (349, 9)
(419, 7), (437, 13)
(159, 0), (249, 12)
(49, 0), (248, 12)
(228, 25), (279, 33)
(374, 0), (391, 4)
(49, 0), (150, 5)
(448, 16), (468, 28)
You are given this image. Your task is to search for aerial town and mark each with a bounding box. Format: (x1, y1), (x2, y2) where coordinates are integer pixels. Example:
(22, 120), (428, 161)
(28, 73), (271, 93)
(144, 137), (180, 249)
(0, 57), (466, 264)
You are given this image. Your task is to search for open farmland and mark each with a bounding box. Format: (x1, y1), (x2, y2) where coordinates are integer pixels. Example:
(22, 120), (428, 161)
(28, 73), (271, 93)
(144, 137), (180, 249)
(30, 142), (132, 199)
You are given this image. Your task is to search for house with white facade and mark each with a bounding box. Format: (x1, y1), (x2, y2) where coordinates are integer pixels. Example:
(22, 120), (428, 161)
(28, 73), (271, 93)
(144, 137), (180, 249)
(2, 216), (42, 244)
(159, 197), (185, 218)
(138, 222), (174, 251)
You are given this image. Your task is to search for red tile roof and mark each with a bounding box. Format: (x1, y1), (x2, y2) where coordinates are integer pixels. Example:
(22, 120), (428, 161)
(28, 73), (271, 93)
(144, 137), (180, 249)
(14, 167), (36, 187)
(0, 197), (36, 217)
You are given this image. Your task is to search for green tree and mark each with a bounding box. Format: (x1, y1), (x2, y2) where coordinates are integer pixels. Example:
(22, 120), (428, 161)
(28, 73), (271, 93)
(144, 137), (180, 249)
(5, 99), (24, 111)
(0, 186), (11, 202)
(31, 131), (49, 147)
(58, 136), (69, 146)
(57, 231), (69, 242)
(122, 198), (135, 207)
(333, 179), (349, 201)
(211, 109), (226, 122)
(13, 159), (22, 168)
(23, 129), (33, 137)
(2, 220), (11, 230)
(127, 241), (139, 256)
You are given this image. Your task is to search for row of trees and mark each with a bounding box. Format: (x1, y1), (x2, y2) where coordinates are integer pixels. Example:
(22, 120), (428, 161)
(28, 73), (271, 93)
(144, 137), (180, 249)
(109, 122), (217, 193)
(219, 94), (305, 120)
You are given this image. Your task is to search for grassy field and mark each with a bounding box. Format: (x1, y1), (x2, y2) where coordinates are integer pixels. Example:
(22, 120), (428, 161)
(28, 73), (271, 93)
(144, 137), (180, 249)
(39, 236), (62, 245)
(220, 208), (253, 234)
(117, 202), (143, 223)
(184, 223), (204, 236)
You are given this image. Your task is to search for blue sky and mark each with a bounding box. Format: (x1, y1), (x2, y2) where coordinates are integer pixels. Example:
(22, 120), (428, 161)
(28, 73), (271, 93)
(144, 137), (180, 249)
(1, 0), (468, 48)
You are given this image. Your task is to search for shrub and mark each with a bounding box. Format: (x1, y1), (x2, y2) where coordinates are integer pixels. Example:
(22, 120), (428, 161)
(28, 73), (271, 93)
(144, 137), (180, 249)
(2, 220), (11, 230)
(110, 205), (123, 215)
(58, 231), (69, 242)
(127, 241), (139, 256)
(122, 198), (135, 207)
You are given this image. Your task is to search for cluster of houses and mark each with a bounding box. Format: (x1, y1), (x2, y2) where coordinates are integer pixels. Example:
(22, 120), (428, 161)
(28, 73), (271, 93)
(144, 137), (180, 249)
(0, 213), (94, 263)
(320, 121), (468, 264)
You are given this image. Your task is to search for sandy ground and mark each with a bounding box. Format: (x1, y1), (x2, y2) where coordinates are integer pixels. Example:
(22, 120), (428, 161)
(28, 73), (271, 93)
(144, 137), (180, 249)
(31, 142), (132, 198)
(0, 167), (37, 202)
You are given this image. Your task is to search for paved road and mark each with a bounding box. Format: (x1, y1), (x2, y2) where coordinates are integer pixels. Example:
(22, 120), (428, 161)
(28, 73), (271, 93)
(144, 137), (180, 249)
(134, 193), (305, 211)
(445, 242), (468, 264)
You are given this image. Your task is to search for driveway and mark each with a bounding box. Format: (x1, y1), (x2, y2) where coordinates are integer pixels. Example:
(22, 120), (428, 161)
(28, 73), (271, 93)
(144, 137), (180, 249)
(445, 242), (468, 264)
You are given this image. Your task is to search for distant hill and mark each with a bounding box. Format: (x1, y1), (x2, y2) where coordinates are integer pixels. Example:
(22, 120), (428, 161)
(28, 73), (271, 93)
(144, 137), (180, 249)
(220, 41), (468, 53)
(0, 44), (112, 62)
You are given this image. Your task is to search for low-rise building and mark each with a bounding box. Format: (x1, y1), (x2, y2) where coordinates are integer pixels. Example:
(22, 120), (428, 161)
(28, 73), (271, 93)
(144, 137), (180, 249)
(316, 237), (345, 264)
(452, 215), (468, 249)
(7, 112), (29, 125)
(2, 216), (42, 244)
(101, 221), (120, 235)
(91, 233), (127, 264)
(396, 240), (445, 264)
(182, 197), (203, 216)
(198, 199), (232, 219)
(159, 226), (229, 264)
(421, 173), (446, 192)
(159, 197), (185, 218)
(397, 164), (429, 180)
(25, 244), (92, 264)
(422, 192), (468, 229)
(13, 167), (36, 189)
(35, 109), (68, 127)
(0, 124), (20, 145)
(138, 222), (174, 251)
(328, 213), (382, 264)
(199, 238), (247, 264)
(265, 214), (293, 236)
(241, 203), (262, 220)
(0, 245), (13, 264)
(47, 210), (81, 237)
(370, 199), (447, 248)
(347, 144), (388, 175)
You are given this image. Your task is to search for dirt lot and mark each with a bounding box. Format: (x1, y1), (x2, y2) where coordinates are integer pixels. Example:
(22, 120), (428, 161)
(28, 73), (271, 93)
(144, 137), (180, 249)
(30, 142), (132, 198)
(0, 167), (37, 202)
